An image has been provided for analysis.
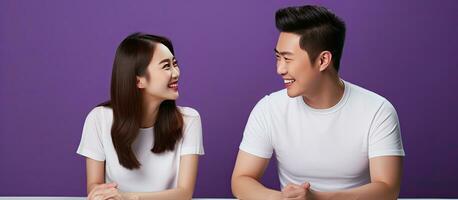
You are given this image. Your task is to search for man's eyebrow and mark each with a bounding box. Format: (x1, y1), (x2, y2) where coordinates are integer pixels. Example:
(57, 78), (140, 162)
(274, 49), (293, 56)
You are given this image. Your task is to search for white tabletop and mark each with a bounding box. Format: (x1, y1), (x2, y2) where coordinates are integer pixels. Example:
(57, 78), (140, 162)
(0, 198), (236, 200)
(0, 198), (237, 200)
(0, 197), (456, 200)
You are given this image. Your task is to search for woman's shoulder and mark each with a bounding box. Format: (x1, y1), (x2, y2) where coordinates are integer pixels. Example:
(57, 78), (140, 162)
(85, 105), (113, 122)
(178, 106), (200, 118)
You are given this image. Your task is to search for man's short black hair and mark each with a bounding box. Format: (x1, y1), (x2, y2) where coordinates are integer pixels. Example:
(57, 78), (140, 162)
(275, 5), (346, 72)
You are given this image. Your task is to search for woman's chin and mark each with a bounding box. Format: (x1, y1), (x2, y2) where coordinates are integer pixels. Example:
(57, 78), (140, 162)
(167, 92), (179, 100)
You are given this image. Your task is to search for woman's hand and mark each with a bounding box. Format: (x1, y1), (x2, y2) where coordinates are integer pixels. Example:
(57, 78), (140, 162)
(88, 182), (124, 200)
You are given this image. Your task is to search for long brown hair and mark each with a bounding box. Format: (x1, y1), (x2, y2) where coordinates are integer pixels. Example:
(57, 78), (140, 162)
(99, 33), (183, 170)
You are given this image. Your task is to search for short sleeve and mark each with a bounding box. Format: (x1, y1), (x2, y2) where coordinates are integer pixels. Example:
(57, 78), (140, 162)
(368, 100), (405, 158)
(76, 107), (106, 161)
(181, 110), (205, 156)
(239, 96), (274, 159)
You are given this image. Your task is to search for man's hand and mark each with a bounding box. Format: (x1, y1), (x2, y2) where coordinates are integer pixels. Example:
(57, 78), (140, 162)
(281, 182), (313, 200)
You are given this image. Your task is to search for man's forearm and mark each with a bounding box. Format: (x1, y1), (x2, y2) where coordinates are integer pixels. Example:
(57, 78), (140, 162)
(312, 181), (399, 200)
(232, 175), (281, 200)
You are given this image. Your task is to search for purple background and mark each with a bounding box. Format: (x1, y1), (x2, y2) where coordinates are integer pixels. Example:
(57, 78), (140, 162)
(1, 0), (457, 198)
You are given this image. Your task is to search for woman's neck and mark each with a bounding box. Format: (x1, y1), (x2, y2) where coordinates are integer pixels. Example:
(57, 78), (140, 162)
(140, 95), (162, 128)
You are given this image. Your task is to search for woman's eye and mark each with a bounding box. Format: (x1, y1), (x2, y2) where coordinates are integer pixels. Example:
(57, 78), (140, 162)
(163, 64), (170, 69)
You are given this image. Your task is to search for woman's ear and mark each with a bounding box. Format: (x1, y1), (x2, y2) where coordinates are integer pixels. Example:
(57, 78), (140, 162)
(137, 76), (146, 89)
(318, 51), (332, 72)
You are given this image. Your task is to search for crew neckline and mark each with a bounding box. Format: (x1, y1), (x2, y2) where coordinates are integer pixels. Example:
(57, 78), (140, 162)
(139, 126), (154, 134)
(299, 79), (351, 114)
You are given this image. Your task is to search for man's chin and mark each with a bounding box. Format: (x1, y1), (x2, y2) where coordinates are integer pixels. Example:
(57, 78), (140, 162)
(286, 89), (301, 98)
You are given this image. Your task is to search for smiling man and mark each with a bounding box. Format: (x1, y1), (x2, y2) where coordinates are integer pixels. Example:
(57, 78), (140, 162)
(231, 5), (405, 200)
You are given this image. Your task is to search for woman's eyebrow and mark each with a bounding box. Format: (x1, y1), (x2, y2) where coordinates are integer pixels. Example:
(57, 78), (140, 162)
(159, 57), (175, 64)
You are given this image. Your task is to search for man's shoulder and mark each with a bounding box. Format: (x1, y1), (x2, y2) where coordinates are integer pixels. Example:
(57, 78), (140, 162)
(347, 81), (389, 105)
(345, 81), (395, 114)
(263, 89), (292, 104)
(249, 89), (296, 116)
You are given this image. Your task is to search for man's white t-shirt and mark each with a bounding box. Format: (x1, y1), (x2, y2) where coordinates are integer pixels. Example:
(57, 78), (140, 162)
(77, 106), (204, 192)
(240, 80), (405, 192)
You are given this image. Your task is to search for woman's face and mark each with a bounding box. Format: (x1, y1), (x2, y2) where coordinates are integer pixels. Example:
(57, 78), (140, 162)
(137, 43), (180, 101)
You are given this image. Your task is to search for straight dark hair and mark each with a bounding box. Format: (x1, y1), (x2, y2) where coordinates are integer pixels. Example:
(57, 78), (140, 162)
(99, 33), (184, 170)
(275, 5), (346, 72)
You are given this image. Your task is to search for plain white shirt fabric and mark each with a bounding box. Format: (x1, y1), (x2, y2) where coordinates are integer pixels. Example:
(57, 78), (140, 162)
(77, 106), (204, 192)
(240, 80), (405, 191)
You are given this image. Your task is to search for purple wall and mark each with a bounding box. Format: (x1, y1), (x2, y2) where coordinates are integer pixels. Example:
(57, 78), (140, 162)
(1, 0), (457, 198)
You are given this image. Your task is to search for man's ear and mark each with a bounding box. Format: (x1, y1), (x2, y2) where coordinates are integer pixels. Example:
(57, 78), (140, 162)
(137, 76), (146, 89)
(318, 51), (332, 72)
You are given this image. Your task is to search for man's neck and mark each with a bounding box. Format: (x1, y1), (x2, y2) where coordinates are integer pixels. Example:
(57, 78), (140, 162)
(302, 74), (345, 109)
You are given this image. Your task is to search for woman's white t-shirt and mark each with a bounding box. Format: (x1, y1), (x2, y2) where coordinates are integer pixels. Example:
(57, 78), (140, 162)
(77, 106), (204, 192)
(239, 80), (405, 191)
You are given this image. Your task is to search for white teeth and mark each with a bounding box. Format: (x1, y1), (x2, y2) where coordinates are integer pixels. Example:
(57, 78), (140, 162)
(284, 79), (295, 84)
(168, 83), (178, 88)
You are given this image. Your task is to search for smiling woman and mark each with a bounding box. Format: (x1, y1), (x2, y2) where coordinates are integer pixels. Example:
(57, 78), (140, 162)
(76, 33), (205, 200)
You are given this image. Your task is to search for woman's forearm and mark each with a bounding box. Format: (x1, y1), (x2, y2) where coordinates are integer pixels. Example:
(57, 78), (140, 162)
(122, 187), (193, 200)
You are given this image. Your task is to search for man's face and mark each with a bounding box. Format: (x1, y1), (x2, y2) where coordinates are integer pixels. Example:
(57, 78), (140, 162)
(275, 32), (321, 97)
